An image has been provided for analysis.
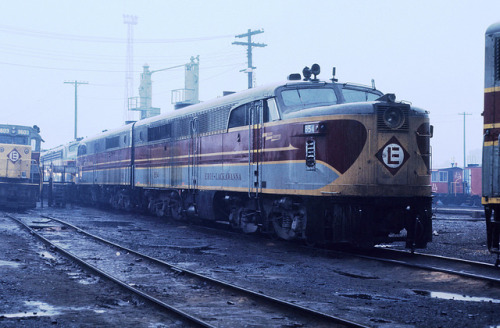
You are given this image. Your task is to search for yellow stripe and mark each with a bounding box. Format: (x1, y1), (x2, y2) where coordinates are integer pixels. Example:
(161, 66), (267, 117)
(134, 144), (299, 163)
(134, 160), (342, 176)
(484, 141), (499, 146)
(483, 197), (500, 205)
(485, 86), (500, 93)
(484, 123), (500, 129)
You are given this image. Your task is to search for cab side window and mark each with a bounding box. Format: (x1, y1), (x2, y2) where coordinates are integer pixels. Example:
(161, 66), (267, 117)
(265, 98), (280, 122)
(228, 104), (249, 128)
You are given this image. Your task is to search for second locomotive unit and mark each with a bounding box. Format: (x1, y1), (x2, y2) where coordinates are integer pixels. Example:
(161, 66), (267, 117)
(70, 65), (432, 248)
(0, 124), (43, 209)
(483, 22), (500, 262)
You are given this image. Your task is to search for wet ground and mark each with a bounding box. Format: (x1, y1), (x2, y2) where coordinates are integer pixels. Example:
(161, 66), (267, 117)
(0, 212), (189, 327)
(1, 204), (498, 327)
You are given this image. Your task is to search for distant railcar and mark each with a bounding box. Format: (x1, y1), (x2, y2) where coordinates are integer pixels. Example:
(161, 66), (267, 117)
(71, 65), (433, 249)
(483, 22), (500, 262)
(0, 124), (43, 209)
(40, 140), (79, 205)
(431, 165), (481, 206)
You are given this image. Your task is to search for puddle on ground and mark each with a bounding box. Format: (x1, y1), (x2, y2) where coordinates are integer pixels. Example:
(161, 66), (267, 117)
(175, 262), (199, 268)
(39, 251), (55, 260)
(414, 290), (500, 303)
(0, 260), (21, 268)
(340, 293), (373, 300)
(30, 225), (65, 232)
(66, 272), (99, 285)
(0, 301), (61, 318)
(0, 301), (110, 319)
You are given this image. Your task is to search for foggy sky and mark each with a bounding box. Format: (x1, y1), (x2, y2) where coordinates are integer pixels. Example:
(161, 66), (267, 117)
(0, 0), (498, 168)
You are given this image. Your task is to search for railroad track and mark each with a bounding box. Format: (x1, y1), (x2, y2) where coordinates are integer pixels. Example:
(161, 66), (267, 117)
(5, 213), (366, 328)
(347, 247), (500, 284)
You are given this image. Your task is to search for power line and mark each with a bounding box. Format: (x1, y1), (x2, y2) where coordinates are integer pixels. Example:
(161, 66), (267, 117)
(0, 60), (135, 73)
(0, 24), (233, 44)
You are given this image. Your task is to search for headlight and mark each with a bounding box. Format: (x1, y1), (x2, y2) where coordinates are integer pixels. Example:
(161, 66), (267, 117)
(383, 107), (404, 129)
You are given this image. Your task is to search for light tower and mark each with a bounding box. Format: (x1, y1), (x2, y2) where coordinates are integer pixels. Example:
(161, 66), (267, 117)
(123, 14), (138, 124)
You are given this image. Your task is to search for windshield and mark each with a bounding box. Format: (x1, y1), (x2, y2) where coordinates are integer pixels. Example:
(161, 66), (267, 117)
(0, 135), (29, 145)
(280, 87), (338, 114)
(342, 87), (382, 103)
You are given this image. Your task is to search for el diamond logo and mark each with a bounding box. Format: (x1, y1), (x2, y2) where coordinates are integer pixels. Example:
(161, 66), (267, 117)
(8, 149), (21, 163)
(375, 136), (409, 175)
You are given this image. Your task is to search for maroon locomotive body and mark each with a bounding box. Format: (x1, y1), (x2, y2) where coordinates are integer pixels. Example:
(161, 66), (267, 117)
(73, 66), (432, 248)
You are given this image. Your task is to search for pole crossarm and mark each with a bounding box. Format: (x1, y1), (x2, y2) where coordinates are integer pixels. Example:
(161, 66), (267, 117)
(235, 29), (264, 38)
(232, 41), (267, 48)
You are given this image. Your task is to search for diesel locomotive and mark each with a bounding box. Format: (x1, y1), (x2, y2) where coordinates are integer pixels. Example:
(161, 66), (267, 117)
(68, 64), (432, 248)
(0, 124), (43, 209)
(65, 65), (432, 248)
(483, 22), (500, 263)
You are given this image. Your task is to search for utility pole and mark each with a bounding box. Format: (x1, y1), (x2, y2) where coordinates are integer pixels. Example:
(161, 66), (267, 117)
(123, 14), (138, 123)
(233, 29), (267, 89)
(64, 81), (88, 140)
(458, 112), (472, 169)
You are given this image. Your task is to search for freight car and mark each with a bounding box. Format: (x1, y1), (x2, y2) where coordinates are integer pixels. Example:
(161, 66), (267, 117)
(431, 165), (481, 206)
(0, 124), (43, 209)
(483, 22), (500, 263)
(71, 65), (433, 249)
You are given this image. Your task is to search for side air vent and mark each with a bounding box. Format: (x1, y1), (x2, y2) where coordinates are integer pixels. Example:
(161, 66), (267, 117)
(376, 104), (410, 132)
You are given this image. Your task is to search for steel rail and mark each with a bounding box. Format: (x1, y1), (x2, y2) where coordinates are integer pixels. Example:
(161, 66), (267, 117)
(39, 214), (367, 328)
(347, 248), (500, 285)
(5, 213), (215, 328)
(379, 247), (498, 269)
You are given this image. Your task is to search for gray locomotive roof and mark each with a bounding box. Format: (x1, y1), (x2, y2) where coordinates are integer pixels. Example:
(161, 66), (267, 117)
(134, 81), (288, 128)
(79, 123), (133, 144)
(81, 78), (380, 143)
(134, 79), (378, 128)
(487, 22), (500, 35)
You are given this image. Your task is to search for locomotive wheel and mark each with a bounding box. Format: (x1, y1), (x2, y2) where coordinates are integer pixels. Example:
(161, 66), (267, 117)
(169, 196), (184, 221)
(229, 208), (258, 234)
(155, 201), (167, 217)
(270, 207), (306, 241)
